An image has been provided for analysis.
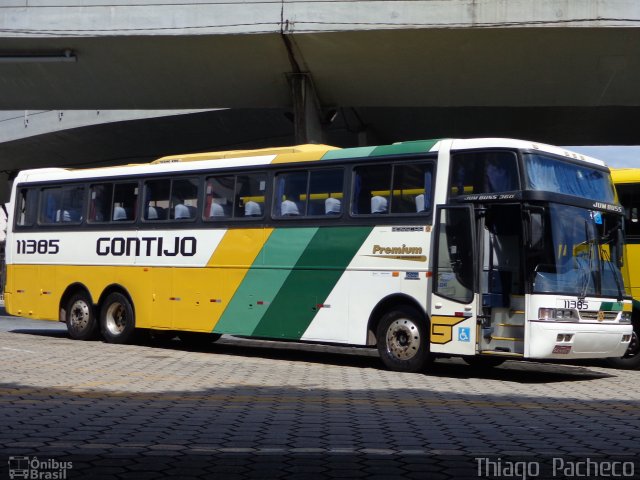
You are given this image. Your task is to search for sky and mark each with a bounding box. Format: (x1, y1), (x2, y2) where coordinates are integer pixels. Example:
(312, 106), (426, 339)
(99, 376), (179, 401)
(565, 146), (640, 168)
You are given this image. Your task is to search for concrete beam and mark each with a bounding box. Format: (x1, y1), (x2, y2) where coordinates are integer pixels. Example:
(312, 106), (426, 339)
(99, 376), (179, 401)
(1, 1), (639, 37)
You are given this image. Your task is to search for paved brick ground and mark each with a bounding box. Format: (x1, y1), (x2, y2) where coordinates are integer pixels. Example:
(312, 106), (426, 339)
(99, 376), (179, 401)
(0, 318), (638, 479)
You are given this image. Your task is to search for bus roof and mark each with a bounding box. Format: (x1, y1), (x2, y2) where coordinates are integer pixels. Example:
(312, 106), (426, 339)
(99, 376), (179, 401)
(13, 137), (607, 184)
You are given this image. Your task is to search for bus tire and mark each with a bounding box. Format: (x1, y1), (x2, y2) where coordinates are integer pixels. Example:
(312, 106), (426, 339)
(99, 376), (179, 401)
(462, 356), (506, 368)
(178, 331), (221, 347)
(376, 306), (430, 372)
(100, 292), (136, 344)
(65, 292), (98, 340)
(605, 326), (640, 370)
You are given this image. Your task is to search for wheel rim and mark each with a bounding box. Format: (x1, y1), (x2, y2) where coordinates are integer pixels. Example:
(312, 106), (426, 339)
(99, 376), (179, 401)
(623, 331), (639, 359)
(385, 318), (421, 361)
(105, 302), (127, 335)
(69, 300), (90, 330)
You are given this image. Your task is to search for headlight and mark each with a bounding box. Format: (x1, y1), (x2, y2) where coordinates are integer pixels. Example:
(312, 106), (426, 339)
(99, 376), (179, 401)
(620, 311), (632, 324)
(538, 308), (575, 321)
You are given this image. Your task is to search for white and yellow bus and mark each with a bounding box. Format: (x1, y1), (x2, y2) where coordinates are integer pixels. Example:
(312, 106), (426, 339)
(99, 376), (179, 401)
(3, 138), (633, 372)
(606, 168), (640, 369)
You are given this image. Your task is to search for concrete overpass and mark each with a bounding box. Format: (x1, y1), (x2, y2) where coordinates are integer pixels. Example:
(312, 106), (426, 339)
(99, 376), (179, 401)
(1, 0), (640, 197)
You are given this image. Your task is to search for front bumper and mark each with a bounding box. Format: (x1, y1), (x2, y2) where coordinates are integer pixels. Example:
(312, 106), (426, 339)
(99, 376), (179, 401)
(528, 320), (632, 359)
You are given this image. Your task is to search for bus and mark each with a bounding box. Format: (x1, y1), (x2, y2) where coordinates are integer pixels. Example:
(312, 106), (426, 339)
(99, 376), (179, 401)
(2, 138), (633, 372)
(606, 168), (640, 369)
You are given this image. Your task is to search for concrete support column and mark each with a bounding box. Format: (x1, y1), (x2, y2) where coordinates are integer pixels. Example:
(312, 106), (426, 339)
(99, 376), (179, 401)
(287, 72), (325, 145)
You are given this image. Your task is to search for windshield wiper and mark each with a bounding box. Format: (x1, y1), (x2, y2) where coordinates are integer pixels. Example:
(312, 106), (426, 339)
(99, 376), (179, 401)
(579, 220), (595, 301)
(600, 244), (624, 301)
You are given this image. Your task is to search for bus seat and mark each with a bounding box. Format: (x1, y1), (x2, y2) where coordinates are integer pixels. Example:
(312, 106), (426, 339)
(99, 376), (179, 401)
(415, 194), (425, 212)
(371, 196), (388, 214)
(113, 206), (127, 221)
(244, 201), (262, 217)
(281, 199), (300, 216)
(174, 204), (191, 219)
(56, 210), (70, 222)
(146, 205), (158, 220)
(325, 197), (341, 214)
(209, 202), (226, 217)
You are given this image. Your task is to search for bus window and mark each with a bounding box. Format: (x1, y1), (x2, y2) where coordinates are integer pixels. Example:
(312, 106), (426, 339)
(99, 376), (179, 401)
(235, 173), (266, 218)
(204, 176), (234, 219)
(617, 184), (640, 239)
(171, 178), (198, 220)
(89, 183), (113, 222)
(309, 169), (343, 216)
(352, 164), (391, 215)
(391, 163), (434, 215)
(450, 151), (519, 197)
(273, 169), (344, 218)
(15, 188), (37, 227)
(274, 171), (307, 217)
(89, 183), (138, 222)
(144, 179), (170, 221)
(113, 183), (138, 222)
(39, 186), (85, 224)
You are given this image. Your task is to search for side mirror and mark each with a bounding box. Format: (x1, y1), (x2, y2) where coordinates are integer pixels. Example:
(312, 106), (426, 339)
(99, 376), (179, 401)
(527, 211), (545, 251)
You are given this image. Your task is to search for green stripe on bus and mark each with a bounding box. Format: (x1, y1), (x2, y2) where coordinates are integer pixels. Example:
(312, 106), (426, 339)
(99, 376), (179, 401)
(600, 302), (623, 312)
(370, 139), (440, 157)
(213, 228), (318, 335)
(251, 226), (373, 339)
(321, 147), (376, 160)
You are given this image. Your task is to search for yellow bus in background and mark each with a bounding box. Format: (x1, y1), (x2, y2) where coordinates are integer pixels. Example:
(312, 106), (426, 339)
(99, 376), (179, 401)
(608, 168), (640, 369)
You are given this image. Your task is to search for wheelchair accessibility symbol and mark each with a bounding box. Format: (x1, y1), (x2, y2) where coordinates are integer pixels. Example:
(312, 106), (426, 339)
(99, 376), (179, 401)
(458, 327), (470, 342)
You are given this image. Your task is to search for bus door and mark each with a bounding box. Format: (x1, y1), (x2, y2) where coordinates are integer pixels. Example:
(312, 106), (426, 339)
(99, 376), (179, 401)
(477, 204), (525, 356)
(430, 205), (478, 356)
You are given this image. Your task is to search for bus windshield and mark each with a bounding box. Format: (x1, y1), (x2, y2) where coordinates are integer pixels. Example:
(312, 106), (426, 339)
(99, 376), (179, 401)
(524, 153), (616, 203)
(531, 204), (625, 298)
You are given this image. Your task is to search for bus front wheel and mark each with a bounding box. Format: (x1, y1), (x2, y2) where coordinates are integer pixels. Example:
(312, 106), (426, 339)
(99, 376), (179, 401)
(100, 292), (136, 344)
(65, 292), (98, 340)
(376, 306), (430, 372)
(606, 326), (640, 370)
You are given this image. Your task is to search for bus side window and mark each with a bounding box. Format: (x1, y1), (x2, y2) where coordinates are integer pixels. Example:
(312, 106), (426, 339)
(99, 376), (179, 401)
(617, 184), (640, 238)
(309, 169), (343, 216)
(62, 186), (85, 222)
(391, 163), (434, 215)
(40, 187), (62, 224)
(449, 151), (519, 198)
(171, 178), (198, 220)
(204, 176), (234, 220)
(89, 183), (113, 222)
(15, 188), (37, 227)
(235, 173), (266, 218)
(352, 164), (391, 215)
(39, 186), (84, 224)
(274, 171), (306, 217)
(113, 183), (138, 222)
(144, 179), (170, 221)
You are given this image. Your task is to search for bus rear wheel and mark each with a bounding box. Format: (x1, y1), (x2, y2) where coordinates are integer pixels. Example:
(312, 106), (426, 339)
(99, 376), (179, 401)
(100, 292), (136, 344)
(65, 292), (98, 340)
(376, 306), (430, 372)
